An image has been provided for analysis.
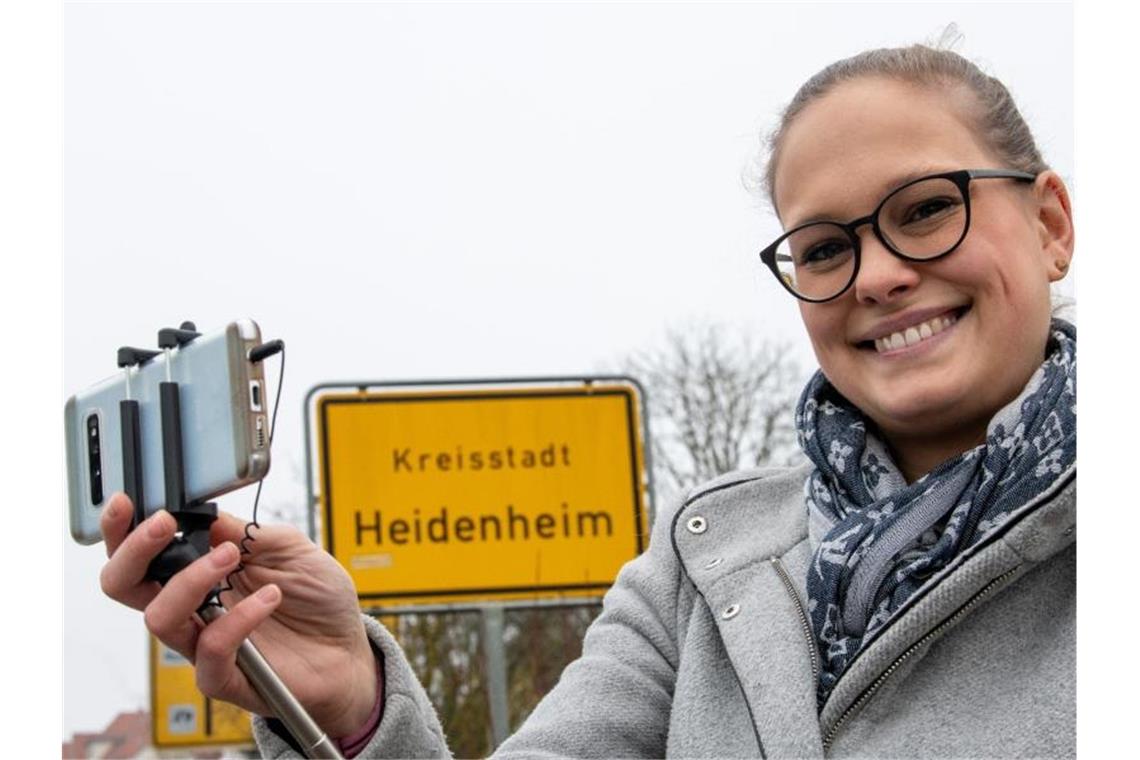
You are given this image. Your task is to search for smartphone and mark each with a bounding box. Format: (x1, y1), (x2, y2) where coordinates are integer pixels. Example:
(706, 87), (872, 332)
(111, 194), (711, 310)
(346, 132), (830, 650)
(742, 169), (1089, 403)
(65, 319), (271, 544)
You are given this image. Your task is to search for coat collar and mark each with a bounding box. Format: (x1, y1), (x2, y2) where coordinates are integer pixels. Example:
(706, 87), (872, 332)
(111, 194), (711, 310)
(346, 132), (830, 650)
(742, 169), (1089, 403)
(670, 464), (822, 757)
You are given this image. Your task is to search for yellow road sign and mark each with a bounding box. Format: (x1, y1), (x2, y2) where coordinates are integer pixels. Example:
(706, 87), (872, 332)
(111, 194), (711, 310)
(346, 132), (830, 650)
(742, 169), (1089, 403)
(315, 383), (649, 606)
(149, 636), (253, 748)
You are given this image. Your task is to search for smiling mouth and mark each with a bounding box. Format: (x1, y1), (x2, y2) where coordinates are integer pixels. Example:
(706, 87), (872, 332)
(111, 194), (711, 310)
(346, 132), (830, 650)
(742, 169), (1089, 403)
(857, 306), (971, 353)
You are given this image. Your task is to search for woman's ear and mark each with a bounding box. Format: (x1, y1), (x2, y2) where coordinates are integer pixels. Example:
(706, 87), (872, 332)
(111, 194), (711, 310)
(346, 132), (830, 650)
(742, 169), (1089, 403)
(1033, 170), (1074, 281)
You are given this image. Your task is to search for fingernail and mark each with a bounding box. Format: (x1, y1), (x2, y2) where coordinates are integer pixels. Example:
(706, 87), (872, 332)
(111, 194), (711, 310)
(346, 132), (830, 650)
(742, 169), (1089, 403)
(257, 585), (280, 604)
(212, 542), (239, 567)
(148, 511), (171, 538)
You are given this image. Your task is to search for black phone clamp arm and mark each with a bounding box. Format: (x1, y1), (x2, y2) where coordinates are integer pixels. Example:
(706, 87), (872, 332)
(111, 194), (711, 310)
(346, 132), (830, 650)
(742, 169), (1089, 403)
(115, 322), (342, 760)
(118, 324), (220, 592)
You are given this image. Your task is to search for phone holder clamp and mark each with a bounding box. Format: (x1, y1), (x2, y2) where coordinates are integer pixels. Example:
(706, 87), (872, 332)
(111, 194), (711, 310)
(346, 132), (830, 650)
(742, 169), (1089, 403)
(145, 500), (219, 586)
(117, 325), (218, 598)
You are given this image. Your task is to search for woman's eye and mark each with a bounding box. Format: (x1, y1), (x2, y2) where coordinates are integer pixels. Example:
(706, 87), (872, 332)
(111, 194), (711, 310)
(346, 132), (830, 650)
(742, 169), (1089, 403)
(905, 197), (957, 223)
(801, 241), (849, 265)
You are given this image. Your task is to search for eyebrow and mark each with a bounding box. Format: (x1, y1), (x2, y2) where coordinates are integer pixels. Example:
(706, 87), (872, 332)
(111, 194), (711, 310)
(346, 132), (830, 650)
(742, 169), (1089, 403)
(785, 164), (951, 228)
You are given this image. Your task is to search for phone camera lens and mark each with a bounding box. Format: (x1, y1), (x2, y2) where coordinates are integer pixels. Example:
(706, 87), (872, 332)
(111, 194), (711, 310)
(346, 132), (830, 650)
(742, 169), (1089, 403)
(86, 413), (103, 505)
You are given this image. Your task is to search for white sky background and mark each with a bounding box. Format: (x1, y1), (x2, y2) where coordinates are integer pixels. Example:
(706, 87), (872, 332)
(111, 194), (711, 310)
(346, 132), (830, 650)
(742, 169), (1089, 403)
(62, 1), (1074, 738)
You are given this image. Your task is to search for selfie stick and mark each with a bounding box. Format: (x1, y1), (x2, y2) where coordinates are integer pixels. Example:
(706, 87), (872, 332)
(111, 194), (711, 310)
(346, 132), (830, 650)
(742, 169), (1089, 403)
(118, 324), (343, 760)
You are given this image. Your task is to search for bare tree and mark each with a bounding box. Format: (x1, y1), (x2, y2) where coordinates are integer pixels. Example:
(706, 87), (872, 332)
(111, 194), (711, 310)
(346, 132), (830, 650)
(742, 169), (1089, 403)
(624, 322), (805, 506)
(394, 611), (492, 757)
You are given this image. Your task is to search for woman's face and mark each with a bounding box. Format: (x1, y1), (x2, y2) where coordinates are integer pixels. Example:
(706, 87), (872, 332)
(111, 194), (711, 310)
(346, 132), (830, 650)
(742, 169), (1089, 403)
(774, 77), (1072, 457)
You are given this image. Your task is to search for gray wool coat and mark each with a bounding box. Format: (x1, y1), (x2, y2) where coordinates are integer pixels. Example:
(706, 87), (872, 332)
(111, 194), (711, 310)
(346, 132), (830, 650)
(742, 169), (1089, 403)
(253, 462), (1076, 759)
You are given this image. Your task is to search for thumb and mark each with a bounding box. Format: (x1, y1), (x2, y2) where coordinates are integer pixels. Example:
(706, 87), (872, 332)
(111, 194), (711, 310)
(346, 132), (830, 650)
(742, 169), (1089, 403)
(209, 512), (313, 559)
(208, 511), (261, 547)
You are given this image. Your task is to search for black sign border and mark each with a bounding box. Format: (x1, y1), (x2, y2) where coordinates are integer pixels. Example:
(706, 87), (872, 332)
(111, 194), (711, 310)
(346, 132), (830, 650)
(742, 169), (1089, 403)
(317, 386), (647, 603)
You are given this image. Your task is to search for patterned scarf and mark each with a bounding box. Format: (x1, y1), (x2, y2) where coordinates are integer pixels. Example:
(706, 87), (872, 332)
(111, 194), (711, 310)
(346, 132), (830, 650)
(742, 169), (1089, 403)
(797, 319), (1075, 708)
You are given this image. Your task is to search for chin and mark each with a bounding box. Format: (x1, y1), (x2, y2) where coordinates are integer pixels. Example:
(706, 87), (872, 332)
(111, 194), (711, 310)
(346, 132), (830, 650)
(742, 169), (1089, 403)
(857, 386), (973, 440)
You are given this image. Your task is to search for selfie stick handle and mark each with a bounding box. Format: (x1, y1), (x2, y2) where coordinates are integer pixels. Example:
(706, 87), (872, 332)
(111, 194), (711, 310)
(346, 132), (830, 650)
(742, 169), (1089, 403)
(198, 604), (342, 759)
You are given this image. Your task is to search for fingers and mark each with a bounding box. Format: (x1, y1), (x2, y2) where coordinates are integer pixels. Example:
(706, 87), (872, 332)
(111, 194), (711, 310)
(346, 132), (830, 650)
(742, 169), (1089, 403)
(194, 584), (282, 704)
(143, 542), (244, 658)
(100, 496), (295, 700)
(209, 511), (258, 546)
(101, 492), (137, 558)
(208, 512), (311, 561)
(100, 507), (177, 611)
(103, 496), (252, 554)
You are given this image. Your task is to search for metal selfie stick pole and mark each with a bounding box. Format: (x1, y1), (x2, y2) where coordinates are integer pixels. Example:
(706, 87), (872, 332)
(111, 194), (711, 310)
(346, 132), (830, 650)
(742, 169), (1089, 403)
(118, 323), (343, 760)
(197, 604), (342, 758)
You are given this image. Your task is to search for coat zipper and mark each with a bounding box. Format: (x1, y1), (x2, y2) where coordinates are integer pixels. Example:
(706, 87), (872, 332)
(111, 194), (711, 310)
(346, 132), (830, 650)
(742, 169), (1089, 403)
(821, 565), (1022, 754)
(770, 557), (819, 682)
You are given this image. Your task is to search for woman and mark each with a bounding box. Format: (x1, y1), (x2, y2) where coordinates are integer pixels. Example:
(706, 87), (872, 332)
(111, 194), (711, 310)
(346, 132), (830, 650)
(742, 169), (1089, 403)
(99, 42), (1075, 758)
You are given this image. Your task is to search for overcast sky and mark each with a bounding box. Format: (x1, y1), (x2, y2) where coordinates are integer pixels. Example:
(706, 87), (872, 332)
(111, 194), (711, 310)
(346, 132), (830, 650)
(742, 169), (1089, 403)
(62, 1), (1073, 739)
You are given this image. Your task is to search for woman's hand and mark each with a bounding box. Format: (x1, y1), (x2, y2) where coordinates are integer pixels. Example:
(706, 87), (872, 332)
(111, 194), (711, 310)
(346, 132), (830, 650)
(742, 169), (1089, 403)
(98, 492), (379, 739)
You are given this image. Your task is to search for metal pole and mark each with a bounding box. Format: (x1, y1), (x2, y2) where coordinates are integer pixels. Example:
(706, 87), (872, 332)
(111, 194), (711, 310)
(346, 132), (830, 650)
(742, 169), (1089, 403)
(480, 605), (510, 749)
(302, 384), (318, 543)
(198, 605), (343, 759)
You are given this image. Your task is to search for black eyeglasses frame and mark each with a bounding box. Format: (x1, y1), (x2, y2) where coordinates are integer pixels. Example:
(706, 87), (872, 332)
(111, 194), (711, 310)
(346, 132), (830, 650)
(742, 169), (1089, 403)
(758, 168), (1038, 303)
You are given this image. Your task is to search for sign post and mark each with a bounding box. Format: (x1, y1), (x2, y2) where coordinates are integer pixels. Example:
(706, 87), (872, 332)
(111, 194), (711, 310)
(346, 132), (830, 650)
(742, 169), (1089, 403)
(480, 606), (510, 747)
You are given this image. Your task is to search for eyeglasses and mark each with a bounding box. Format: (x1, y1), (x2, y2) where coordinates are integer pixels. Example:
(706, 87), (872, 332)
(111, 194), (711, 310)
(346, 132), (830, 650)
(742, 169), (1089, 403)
(758, 168), (1037, 303)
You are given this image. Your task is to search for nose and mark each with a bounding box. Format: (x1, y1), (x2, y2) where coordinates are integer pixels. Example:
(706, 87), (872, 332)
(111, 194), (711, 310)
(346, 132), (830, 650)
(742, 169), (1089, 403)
(852, 230), (921, 305)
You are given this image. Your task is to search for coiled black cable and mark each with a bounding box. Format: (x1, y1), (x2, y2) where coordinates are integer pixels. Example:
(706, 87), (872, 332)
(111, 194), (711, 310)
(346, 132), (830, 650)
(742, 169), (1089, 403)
(211, 343), (286, 604)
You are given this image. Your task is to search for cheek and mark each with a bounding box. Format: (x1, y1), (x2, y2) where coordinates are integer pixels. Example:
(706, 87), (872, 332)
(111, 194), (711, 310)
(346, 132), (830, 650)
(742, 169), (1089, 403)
(948, 241), (1052, 320)
(953, 214), (1049, 298)
(799, 303), (849, 364)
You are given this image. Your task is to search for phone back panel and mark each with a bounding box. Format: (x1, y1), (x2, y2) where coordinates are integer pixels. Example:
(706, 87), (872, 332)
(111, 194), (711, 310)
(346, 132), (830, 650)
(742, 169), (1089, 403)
(66, 321), (269, 543)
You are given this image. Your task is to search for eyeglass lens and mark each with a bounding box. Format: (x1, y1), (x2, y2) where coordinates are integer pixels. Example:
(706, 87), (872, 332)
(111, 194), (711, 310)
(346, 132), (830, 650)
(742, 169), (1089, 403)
(773, 176), (967, 301)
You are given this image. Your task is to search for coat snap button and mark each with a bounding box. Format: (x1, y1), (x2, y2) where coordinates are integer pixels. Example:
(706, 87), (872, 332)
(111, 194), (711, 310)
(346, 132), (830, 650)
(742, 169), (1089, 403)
(722, 603), (741, 620)
(686, 516), (707, 534)
(704, 557), (723, 569)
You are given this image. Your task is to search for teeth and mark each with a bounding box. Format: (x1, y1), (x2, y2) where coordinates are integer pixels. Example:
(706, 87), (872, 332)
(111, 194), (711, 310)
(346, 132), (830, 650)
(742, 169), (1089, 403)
(873, 312), (959, 354)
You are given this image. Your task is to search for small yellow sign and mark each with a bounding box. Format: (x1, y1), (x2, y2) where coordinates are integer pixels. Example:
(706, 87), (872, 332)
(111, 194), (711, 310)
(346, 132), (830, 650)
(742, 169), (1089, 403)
(315, 384), (649, 606)
(149, 636), (253, 748)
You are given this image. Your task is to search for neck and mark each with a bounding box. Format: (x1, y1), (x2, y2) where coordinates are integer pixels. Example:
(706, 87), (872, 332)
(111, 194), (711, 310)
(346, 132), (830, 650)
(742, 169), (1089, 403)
(885, 424), (987, 484)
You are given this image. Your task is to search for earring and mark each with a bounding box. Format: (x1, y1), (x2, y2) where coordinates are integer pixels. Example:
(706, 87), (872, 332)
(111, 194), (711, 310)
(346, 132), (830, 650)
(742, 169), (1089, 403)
(1055, 259), (1069, 272)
